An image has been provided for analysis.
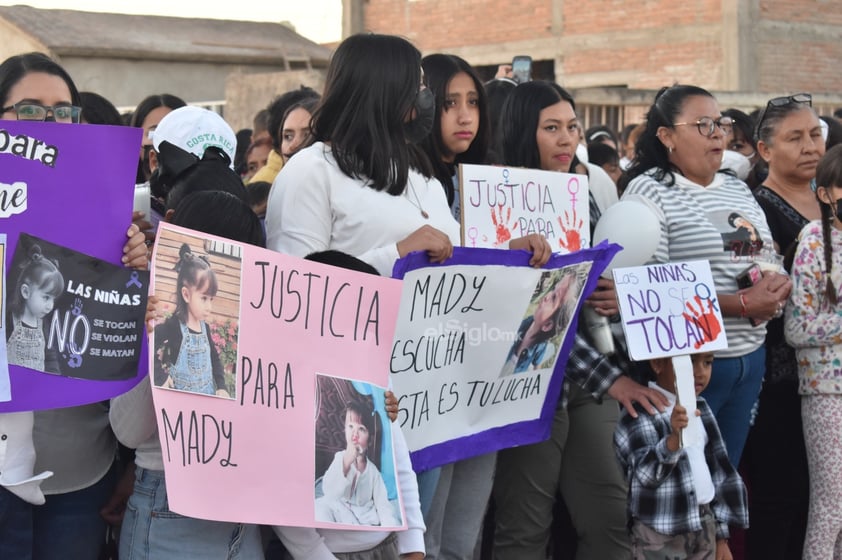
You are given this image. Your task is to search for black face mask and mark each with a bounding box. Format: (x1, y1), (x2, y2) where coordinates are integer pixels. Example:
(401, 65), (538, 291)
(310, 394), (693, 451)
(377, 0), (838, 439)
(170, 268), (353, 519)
(403, 88), (435, 145)
(835, 199), (842, 222)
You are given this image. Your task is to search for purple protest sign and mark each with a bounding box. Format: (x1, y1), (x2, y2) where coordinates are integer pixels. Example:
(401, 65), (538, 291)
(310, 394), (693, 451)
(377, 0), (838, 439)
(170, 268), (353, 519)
(390, 244), (619, 472)
(0, 120), (145, 411)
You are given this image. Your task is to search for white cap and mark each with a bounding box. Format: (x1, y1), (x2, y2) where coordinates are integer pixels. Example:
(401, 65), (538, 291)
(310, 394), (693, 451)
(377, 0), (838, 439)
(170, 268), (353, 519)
(149, 106), (236, 165)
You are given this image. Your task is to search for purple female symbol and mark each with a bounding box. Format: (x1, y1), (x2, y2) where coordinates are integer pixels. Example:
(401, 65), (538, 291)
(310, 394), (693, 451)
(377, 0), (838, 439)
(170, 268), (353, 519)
(567, 177), (580, 206)
(467, 227), (478, 247)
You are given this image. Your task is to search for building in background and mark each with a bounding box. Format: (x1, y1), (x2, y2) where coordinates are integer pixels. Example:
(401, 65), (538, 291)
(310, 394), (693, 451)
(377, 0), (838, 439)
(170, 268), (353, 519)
(350, 0), (842, 129)
(0, 5), (331, 128)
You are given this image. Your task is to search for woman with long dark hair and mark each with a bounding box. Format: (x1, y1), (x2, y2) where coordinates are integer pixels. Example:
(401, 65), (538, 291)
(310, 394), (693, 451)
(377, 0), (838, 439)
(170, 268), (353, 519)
(492, 80), (666, 560)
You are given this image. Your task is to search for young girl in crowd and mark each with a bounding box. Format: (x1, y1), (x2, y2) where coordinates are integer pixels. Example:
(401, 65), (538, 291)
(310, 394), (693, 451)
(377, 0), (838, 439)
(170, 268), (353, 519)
(784, 144), (842, 560)
(112, 189), (266, 560)
(153, 243), (229, 397)
(413, 53), (497, 560)
(7, 246), (64, 372)
(419, 54), (490, 220)
(0, 51), (148, 560)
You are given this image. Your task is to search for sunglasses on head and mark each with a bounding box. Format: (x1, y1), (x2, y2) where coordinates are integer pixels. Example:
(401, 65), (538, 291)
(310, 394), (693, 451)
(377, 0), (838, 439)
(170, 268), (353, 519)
(754, 93), (812, 140)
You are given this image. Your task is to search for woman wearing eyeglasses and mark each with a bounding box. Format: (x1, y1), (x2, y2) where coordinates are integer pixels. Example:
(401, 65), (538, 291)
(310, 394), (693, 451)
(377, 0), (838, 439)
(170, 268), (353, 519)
(0, 54), (82, 124)
(0, 52), (148, 560)
(620, 85), (792, 473)
(743, 93), (824, 560)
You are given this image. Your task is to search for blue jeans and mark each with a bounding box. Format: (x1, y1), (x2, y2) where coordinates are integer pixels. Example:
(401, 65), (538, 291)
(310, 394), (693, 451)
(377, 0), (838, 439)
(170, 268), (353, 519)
(0, 486), (34, 560)
(120, 467), (263, 559)
(701, 345), (766, 467)
(415, 467), (441, 518)
(33, 461), (117, 560)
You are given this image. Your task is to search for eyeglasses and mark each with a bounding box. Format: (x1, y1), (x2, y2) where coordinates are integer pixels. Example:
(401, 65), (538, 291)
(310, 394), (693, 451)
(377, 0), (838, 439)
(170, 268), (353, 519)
(1, 101), (82, 123)
(672, 116), (734, 137)
(753, 93), (812, 140)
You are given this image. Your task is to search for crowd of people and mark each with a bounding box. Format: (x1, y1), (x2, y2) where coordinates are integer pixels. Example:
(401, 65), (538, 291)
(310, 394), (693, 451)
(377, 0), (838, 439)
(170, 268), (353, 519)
(1, 30), (842, 560)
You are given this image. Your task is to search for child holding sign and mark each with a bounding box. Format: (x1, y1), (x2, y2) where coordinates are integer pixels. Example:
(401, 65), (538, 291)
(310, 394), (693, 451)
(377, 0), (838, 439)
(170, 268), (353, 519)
(613, 353), (748, 560)
(7, 244), (64, 373)
(153, 243), (229, 398)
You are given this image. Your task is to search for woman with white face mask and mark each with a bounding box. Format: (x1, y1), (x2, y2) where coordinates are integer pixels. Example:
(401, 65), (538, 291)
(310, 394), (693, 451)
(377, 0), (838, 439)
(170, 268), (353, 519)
(720, 108), (762, 189)
(744, 93), (825, 560)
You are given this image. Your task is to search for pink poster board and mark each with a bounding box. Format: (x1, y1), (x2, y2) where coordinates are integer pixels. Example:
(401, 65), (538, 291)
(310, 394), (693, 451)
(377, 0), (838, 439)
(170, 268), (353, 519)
(149, 223), (405, 528)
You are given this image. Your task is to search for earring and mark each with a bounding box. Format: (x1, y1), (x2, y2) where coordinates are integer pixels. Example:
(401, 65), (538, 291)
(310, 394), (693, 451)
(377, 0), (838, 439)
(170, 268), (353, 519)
(668, 146), (674, 154)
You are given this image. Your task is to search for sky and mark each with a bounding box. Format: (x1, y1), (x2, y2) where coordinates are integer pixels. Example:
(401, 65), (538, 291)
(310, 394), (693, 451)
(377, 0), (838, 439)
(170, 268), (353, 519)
(0, 0), (343, 44)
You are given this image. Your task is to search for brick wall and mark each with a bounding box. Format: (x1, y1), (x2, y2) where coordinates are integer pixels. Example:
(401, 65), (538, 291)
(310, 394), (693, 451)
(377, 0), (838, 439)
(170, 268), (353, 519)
(363, 0), (842, 94)
(754, 0), (842, 93)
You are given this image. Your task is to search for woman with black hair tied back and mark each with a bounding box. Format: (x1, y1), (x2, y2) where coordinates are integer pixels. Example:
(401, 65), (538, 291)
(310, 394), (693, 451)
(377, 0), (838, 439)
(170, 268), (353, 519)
(621, 85), (791, 475)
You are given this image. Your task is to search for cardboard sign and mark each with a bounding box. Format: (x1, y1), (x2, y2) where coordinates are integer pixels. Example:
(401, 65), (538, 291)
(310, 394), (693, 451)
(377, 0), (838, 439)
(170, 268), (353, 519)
(0, 121), (145, 411)
(390, 244), (618, 471)
(459, 164), (590, 253)
(613, 261), (727, 360)
(150, 223), (406, 528)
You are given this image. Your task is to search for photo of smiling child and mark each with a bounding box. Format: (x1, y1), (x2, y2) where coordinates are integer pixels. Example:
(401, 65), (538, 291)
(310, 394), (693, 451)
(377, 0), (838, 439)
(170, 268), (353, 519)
(499, 265), (586, 378)
(153, 242), (236, 399)
(6, 243), (64, 374)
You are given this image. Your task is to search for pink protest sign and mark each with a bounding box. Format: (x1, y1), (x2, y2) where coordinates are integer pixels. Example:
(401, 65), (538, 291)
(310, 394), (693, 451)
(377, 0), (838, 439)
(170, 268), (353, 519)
(149, 223), (406, 528)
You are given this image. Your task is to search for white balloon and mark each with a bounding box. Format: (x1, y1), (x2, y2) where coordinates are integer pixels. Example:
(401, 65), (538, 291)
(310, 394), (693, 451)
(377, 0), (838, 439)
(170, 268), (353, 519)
(592, 200), (661, 275)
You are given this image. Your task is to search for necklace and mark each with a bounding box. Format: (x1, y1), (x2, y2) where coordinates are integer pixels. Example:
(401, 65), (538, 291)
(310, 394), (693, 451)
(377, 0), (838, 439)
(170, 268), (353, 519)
(405, 182), (429, 219)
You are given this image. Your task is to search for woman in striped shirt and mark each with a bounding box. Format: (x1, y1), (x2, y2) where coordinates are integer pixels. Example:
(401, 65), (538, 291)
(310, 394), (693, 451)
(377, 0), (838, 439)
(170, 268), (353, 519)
(620, 84), (791, 469)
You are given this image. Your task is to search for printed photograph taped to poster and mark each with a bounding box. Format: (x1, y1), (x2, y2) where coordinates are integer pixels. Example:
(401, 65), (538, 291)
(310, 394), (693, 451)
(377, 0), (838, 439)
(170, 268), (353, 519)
(499, 263), (590, 378)
(152, 230), (242, 400)
(0, 234), (10, 401)
(314, 374), (401, 528)
(5, 233), (147, 381)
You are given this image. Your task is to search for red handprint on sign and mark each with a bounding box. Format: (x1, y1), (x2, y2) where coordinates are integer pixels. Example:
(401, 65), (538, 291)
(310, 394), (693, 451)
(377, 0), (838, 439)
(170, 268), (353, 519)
(682, 295), (722, 349)
(491, 204), (514, 246)
(557, 209), (583, 252)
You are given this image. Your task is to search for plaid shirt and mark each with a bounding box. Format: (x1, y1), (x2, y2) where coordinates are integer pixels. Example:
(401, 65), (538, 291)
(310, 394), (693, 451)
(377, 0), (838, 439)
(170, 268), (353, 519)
(559, 191), (630, 407)
(561, 331), (625, 407)
(613, 398), (749, 540)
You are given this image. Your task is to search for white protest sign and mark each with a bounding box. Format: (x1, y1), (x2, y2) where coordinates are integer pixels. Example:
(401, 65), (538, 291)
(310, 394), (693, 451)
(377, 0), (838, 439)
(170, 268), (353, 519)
(458, 164), (590, 254)
(615, 261), (727, 449)
(613, 261), (727, 361)
(671, 354), (702, 447)
(390, 254), (597, 469)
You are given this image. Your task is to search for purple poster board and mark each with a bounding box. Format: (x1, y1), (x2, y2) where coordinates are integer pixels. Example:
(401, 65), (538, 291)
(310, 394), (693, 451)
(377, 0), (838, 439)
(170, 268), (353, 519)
(391, 244), (618, 471)
(0, 120), (145, 412)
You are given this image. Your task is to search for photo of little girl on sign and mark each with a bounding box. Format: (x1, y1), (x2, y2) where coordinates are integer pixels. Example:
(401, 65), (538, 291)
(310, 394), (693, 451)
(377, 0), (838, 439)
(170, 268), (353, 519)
(314, 374), (400, 527)
(499, 264), (588, 378)
(6, 242), (63, 374)
(152, 235), (242, 400)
